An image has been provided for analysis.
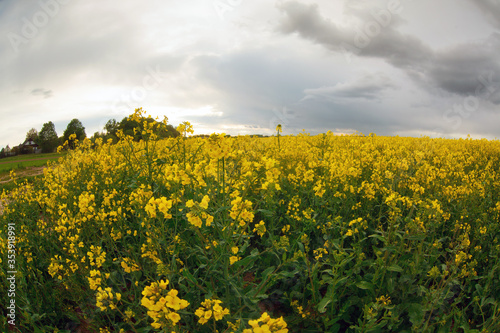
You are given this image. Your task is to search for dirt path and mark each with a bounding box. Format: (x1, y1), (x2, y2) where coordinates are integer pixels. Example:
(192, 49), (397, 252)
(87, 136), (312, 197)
(0, 166), (46, 183)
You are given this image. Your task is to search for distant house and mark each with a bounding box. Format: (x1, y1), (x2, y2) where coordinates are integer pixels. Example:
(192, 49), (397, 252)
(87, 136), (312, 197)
(4, 145), (14, 157)
(20, 138), (41, 154)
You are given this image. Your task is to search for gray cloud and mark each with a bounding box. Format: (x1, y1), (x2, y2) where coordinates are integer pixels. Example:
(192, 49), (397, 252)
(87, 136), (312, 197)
(469, 0), (500, 29)
(429, 36), (500, 97)
(1, 0), (500, 148)
(31, 88), (53, 98)
(173, 48), (339, 122)
(275, 1), (433, 69)
(302, 74), (397, 102)
(276, 1), (500, 102)
(3, 1), (184, 89)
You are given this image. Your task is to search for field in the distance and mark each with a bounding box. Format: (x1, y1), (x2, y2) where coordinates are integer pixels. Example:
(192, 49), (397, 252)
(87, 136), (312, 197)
(0, 153), (62, 179)
(1, 112), (499, 332)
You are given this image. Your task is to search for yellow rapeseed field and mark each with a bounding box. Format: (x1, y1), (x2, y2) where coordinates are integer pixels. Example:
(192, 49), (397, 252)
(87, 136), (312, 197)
(1, 109), (500, 332)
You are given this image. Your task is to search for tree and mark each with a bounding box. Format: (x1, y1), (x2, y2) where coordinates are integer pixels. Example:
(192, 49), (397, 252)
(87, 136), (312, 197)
(25, 128), (38, 142)
(104, 119), (118, 136)
(90, 131), (106, 144)
(38, 121), (59, 153)
(101, 119), (120, 143)
(117, 116), (180, 142)
(63, 119), (86, 147)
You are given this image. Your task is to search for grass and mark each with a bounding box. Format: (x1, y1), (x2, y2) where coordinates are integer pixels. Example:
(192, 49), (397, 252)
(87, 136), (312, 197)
(0, 152), (61, 163)
(0, 153), (65, 194)
(0, 175), (42, 193)
(0, 153), (63, 177)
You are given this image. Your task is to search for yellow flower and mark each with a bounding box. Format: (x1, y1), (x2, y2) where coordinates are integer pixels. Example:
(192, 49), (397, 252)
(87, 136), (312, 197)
(200, 195), (210, 209)
(206, 215), (214, 226)
(230, 256), (240, 265)
(121, 257), (140, 273)
(141, 280), (189, 329)
(253, 221), (266, 237)
(168, 312), (181, 324)
(195, 298), (230, 324)
(95, 287), (121, 312)
(376, 295), (391, 306)
(427, 266), (440, 279)
(313, 248), (328, 260)
(245, 312), (288, 332)
(187, 212), (203, 228)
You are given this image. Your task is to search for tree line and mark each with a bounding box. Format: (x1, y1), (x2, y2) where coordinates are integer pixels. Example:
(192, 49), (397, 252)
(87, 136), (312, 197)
(0, 116), (180, 158)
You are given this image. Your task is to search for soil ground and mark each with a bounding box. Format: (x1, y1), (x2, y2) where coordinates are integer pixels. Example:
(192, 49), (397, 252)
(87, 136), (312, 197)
(0, 166), (46, 183)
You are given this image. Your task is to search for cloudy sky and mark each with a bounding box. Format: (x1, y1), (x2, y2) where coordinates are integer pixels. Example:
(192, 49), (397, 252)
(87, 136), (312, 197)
(1, 0), (500, 148)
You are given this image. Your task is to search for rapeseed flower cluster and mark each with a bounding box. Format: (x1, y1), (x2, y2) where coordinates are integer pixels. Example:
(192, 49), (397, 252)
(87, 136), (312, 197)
(195, 298), (230, 324)
(88, 269), (106, 290)
(230, 196), (254, 227)
(253, 220), (266, 237)
(88, 245), (106, 268)
(141, 279), (189, 328)
(243, 312), (288, 333)
(291, 300), (311, 319)
(145, 196), (173, 219)
(96, 287), (121, 311)
(186, 195), (214, 227)
(121, 257), (140, 273)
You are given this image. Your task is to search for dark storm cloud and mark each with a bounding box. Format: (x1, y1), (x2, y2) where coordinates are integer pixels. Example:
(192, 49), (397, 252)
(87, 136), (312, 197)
(276, 1), (500, 103)
(291, 95), (419, 136)
(174, 49), (338, 128)
(302, 74), (397, 101)
(275, 1), (433, 69)
(1, 0), (499, 147)
(428, 35), (500, 97)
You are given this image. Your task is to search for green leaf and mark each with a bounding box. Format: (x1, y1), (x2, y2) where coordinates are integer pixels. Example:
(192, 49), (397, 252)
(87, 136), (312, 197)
(231, 254), (257, 270)
(229, 280), (243, 298)
(356, 281), (375, 291)
(335, 277), (349, 288)
(261, 266), (275, 280)
(181, 268), (198, 286)
(248, 267), (276, 297)
(298, 242), (305, 253)
(278, 270), (298, 279)
(371, 319), (389, 331)
(481, 297), (495, 307)
(339, 256), (355, 267)
(407, 303), (424, 326)
(256, 208), (274, 216)
(387, 277), (394, 293)
(387, 264), (403, 272)
(213, 205), (231, 215)
(368, 234), (387, 243)
(327, 323), (341, 333)
(317, 296), (332, 313)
